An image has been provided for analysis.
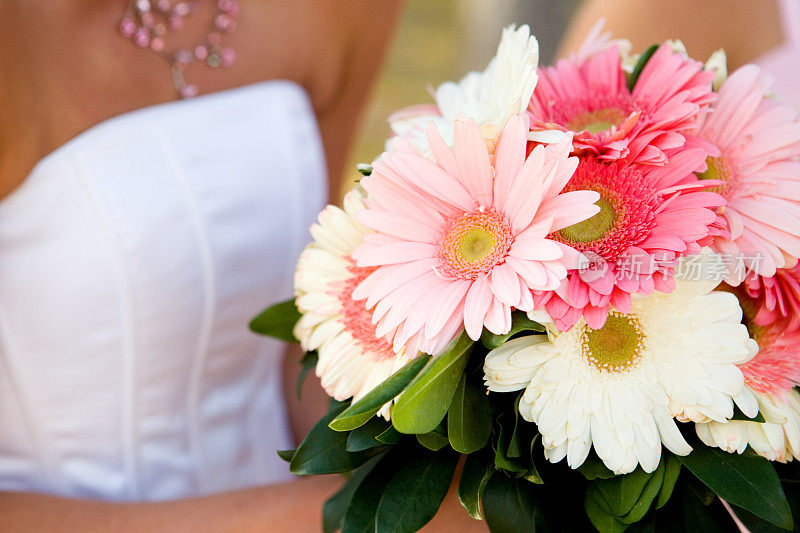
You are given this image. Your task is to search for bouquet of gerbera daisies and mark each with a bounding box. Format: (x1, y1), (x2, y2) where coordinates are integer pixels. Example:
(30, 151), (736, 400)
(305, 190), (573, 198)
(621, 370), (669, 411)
(251, 22), (800, 532)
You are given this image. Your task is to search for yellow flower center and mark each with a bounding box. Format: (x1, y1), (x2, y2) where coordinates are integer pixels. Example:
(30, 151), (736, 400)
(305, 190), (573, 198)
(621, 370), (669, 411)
(436, 209), (513, 280)
(582, 312), (645, 372)
(568, 107), (628, 134)
(559, 196), (617, 244)
(458, 227), (496, 263)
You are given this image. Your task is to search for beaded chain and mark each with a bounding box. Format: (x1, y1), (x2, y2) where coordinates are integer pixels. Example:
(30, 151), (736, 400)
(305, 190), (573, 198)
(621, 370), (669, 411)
(119, 0), (240, 98)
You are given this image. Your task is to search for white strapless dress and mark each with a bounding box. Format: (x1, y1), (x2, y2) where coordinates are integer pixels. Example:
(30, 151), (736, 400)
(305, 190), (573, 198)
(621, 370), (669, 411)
(0, 81), (327, 501)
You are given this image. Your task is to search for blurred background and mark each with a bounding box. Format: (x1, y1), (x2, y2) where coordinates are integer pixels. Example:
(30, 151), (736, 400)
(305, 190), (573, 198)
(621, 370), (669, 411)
(347, 0), (581, 188)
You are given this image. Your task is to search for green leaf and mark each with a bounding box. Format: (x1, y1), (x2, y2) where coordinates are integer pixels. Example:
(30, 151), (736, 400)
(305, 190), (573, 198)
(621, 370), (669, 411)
(731, 466), (800, 532)
(392, 332), (474, 434)
(417, 431), (450, 451)
(506, 396), (524, 459)
(617, 461), (665, 524)
(296, 351), (318, 400)
(656, 455), (681, 509)
(342, 451), (397, 533)
(356, 163), (373, 176)
(677, 442), (794, 530)
(276, 449), (296, 462)
(579, 455), (617, 480)
(627, 44), (659, 92)
(290, 403), (378, 475)
(586, 493), (630, 533)
(376, 426), (401, 445)
(732, 505), (796, 533)
(329, 355), (431, 432)
(480, 311), (545, 349)
(493, 421), (527, 474)
(375, 448), (460, 533)
(482, 472), (539, 533)
(686, 475), (716, 506)
(522, 435), (543, 484)
(323, 455), (382, 533)
(731, 404), (767, 423)
(677, 483), (737, 532)
(346, 417), (391, 452)
(589, 465), (660, 518)
(458, 451), (495, 519)
(249, 299), (301, 342)
(447, 373), (492, 453)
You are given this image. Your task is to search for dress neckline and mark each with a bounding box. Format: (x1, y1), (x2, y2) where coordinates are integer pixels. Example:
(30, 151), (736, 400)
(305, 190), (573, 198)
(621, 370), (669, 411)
(30, 79), (308, 176)
(0, 79), (310, 210)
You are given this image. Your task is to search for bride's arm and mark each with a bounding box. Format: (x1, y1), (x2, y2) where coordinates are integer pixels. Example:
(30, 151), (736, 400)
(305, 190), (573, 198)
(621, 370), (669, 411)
(557, 0), (781, 69)
(0, 351), (486, 533)
(0, 347), (340, 532)
(0, 346), (335, 532)
(0, 476), (343, 532)
(313, 0), (406, 201)
(0, 2), (408, 531)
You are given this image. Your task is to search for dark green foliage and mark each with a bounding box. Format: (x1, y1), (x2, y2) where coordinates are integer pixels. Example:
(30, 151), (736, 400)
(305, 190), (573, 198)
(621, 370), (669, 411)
(627, 44), (659, 92)
(447, 372), (492, 453)
(248, 299), (301, 342)
(290, 402), (383, 475)
(375, 447), (460, 533)
(392, 333), (474, 434)
(480, 312), (545, 349)
(677, 440), (793, 530)
(296, 351), (318, 399)
(329, 355), (431, 431)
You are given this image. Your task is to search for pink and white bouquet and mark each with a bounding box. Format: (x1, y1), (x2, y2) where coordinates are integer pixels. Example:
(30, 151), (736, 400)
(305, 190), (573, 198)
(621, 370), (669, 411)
(252, 23), (800, 532)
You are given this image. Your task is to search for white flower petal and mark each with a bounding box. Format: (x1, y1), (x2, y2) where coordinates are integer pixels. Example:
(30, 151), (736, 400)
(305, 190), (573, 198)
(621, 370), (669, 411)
(487, 279), (751, 473)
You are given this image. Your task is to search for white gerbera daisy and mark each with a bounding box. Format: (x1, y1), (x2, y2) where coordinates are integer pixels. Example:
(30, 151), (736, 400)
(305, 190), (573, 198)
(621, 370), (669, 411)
(697, 390), (800, 462)
(388, 24), (547, 152)
(484, 279), (758, 474)
(695, 285), (800, 462)
(294, 189), (417, 417)
(571, 18), (633, 66)
(704, 49), (727, 90)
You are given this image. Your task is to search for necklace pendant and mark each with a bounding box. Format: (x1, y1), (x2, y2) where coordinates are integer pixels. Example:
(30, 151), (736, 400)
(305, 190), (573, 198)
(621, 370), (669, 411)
(121, 0), (240, 99)
(206, 53), (221, 68)
(179, 84), (199, 98)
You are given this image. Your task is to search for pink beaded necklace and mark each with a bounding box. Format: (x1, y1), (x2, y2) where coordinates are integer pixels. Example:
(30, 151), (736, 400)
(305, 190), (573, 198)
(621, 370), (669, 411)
(119, 0), (240, 99)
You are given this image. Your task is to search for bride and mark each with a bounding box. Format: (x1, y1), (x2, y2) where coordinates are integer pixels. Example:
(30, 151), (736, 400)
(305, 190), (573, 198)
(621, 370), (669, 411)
(0, 1), (417, 530)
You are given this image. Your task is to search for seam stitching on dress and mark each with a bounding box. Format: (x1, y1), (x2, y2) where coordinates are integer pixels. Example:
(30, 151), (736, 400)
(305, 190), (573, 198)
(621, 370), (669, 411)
(152, 121), (217, 494)
(73, 151), (141, 500)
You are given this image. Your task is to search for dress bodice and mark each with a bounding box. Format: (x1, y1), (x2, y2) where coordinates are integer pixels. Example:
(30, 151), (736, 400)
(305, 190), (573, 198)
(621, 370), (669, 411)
(0, 80), (326, 501)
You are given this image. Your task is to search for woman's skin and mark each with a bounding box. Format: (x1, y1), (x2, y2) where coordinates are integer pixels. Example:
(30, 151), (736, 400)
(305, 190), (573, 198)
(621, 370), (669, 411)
(0, 2), (490, 530)
(559, 0), (782, 70)
(0, 0), (400, 203)
(11, 1), (781, 530)
(0, 1), (406, 531)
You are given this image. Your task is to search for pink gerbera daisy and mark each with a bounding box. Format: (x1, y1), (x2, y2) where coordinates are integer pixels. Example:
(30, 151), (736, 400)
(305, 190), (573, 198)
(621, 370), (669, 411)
(532, 146), (725, 331)
(731, 282), (800, 399)
(695, 65), (800, 281)
(529, 43), (716, 165)
(697, 286), (800, 462)
(743, 263), (800, 332)
(352, 114), (600, 355)
(293, 190), (418, 417)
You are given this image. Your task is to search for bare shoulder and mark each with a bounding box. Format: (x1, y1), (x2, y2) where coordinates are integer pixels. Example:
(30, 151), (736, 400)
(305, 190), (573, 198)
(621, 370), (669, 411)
(300, 0), (404, 197)
(559, 0), (781, 68)
(297, 0), (404, 112)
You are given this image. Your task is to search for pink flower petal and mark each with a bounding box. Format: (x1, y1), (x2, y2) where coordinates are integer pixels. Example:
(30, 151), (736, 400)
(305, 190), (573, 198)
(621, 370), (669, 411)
(453, 116), (493, 206)
(463, 275), (493, 340)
